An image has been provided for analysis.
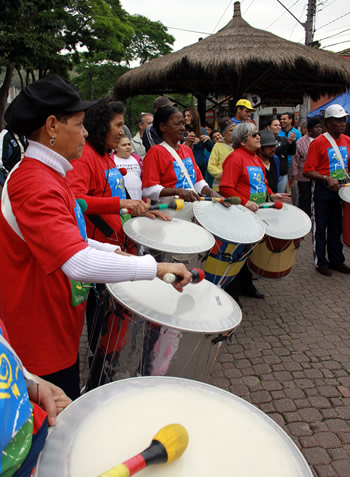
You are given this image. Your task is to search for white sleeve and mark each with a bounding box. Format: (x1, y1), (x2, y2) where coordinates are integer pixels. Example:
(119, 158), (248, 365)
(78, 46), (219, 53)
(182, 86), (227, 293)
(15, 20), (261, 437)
(196, 180), (208, 194)
(87, 238), (120, 253)
(61, 247), (157, 283)
(142, 184), (164, 200)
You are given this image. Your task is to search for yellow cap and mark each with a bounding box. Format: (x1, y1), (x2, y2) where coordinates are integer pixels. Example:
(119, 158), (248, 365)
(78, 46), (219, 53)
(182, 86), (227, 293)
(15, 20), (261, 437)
(235, 99), (255, 111)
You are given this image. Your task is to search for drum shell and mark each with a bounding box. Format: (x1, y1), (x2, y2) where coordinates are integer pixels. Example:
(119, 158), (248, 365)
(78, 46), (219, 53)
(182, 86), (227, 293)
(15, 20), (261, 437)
(339, 187), (350, 247)
(193, 202), (266, 288)
(87, 279), (241, 387)
(204, 239), (258, 287)
(134, 244), (211, 269)
(248, 236), (301, 280)
(247, 203), (311, 281)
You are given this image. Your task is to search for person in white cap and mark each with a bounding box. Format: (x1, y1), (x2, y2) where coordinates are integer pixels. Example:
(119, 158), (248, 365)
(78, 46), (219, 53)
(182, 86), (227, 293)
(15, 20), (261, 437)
(303, 104), (350, 276)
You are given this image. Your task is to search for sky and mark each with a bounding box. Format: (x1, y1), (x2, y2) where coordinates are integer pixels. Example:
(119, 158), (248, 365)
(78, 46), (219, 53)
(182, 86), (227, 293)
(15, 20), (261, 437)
(120, 0), (350, 54)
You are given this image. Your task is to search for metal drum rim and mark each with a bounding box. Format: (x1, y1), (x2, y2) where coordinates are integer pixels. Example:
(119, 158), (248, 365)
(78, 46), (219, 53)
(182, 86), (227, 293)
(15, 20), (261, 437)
(34, 376), (313, 477)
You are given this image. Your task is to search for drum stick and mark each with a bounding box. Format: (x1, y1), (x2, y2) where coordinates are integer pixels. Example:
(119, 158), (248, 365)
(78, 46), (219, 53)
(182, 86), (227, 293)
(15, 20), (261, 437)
(259, 201), (283, 210)
(121, 199), (184, 215)
(199, 196), (241, 205)
(98, 423), (189, 477)
(163, 267), (205, 284)
(340, 183), (350, 187)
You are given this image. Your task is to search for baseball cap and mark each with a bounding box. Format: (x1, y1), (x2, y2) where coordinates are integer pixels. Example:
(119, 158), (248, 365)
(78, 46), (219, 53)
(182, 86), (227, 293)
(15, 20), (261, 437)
(236, 99), (256, 112)
(153, 96), (175, 111)
(5, 74), (96, 135)
(324, 104), (349, 119)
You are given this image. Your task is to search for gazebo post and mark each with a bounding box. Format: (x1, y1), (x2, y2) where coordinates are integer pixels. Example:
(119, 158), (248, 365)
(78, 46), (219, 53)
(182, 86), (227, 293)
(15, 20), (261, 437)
(196, 94), (207, 124)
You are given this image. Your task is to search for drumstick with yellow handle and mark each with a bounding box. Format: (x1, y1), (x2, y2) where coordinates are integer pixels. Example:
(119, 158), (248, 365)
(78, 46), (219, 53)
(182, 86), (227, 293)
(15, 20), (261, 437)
(98, 423), (189, 477)
(121, 199), (184, 215)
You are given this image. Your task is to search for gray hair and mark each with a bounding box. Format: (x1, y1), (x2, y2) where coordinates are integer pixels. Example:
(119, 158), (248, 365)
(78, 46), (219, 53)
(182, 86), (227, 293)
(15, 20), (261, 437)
(138, 112), (153, 125)
(232, 122), (256, 149)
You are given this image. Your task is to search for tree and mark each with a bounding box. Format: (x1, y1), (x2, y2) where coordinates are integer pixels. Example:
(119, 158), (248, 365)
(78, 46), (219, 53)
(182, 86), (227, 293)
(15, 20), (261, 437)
(124, 15), (175, 65)
(0, 0), (133, 128)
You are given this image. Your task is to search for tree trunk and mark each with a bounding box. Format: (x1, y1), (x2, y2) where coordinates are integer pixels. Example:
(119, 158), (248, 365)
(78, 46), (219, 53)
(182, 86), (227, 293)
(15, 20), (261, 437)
(17, 67), (24, 90)
(0, 62), (15, 131)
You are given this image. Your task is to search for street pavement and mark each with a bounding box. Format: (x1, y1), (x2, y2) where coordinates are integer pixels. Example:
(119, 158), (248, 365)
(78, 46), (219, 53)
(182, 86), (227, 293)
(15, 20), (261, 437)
(211, 233), (350, 477)
(79, 232), (350, 476)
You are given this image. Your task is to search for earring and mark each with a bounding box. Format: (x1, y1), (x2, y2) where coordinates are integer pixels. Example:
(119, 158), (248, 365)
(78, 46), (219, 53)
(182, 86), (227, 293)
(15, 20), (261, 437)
(50, 136), (56, 147)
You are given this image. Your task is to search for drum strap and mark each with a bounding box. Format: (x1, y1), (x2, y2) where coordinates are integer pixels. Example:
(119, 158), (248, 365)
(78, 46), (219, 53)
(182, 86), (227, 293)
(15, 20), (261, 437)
(160, 141), (196, 191)
(323, 132), (350, 182)
(1, 161), (25, 240)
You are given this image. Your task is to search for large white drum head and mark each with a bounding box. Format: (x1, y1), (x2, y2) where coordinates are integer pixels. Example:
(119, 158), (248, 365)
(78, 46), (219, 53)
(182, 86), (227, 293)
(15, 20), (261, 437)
(193, 201), (265, 244)
(107, 278), (241, 333)
(255, 203), (311, 240)
(339, 186), (350, 204)
(34, 377), (312, 477)
(123, 217), (215, 253)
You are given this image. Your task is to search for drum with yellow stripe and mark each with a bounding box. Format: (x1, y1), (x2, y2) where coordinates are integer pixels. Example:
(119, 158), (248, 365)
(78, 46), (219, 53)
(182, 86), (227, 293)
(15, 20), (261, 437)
(248, 203), (311, 280)
(193, 202), (265, 287)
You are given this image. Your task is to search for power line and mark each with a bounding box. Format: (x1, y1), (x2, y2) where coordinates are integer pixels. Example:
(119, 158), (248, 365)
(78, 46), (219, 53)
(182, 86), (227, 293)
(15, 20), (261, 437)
(265, 0), (301, 30)
(317, 11), (350, 31)
(243, 0), (257, 15)
(211, 0), (233, 34)
(322, 39), (350, 49)
(315, 27), (350, 42)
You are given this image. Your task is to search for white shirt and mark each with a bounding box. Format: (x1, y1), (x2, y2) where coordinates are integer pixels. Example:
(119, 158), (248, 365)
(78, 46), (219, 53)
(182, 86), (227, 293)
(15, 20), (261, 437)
(113, 154), (142, 200)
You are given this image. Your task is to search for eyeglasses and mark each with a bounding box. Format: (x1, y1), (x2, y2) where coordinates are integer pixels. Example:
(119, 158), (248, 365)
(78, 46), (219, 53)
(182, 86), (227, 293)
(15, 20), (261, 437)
(250, 132), (260, 138)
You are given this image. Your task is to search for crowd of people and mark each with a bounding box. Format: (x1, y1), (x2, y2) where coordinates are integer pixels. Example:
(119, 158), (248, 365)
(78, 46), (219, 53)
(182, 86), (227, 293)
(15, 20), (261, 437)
(0, 74), (350, 475)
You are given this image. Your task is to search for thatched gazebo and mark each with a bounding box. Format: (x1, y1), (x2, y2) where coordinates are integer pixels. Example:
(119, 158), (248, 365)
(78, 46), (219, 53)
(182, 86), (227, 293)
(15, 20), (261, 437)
(115, 1), (350, 114)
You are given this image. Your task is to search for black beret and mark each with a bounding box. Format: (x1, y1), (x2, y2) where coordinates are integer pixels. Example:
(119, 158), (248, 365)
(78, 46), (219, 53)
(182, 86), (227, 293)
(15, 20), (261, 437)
(5, 74), (96, 135)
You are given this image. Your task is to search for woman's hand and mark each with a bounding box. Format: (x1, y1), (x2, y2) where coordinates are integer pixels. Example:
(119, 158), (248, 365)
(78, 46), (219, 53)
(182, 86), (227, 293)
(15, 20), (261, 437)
(157, 263), (192, 292)
(184, 132), (196, 148)
(144, 210), (172, 221)
(174, 188), (200, 202)
(27, 376), (72, 426)
(200, 134), (210, 143)
(120, 199), (149, 216)
(270, 193), (292, 203)
(245, 200), (259, 212)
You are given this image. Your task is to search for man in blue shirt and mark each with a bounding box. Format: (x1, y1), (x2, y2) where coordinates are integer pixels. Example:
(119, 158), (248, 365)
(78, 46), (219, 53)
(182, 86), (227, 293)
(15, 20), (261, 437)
(232, 99), (255, 125)
(278, 112), (301, 198)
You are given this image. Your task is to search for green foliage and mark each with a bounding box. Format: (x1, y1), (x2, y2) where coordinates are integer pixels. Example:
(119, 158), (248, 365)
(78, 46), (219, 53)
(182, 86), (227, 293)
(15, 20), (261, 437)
(124, 15), (175, 65)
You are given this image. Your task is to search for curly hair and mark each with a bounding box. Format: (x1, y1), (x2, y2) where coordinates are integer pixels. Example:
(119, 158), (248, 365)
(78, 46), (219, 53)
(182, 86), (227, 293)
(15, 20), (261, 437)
(153, 105), (180, 138)
(84, 99), (125, 156)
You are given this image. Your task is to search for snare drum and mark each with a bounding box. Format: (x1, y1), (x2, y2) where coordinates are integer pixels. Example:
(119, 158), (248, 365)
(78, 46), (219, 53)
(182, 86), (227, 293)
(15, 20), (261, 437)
(339, 186), (350, 247)
(87, 278), (241, 388)
(248, 203), (312, 280)
(193, 201), (265, 287)
(123, 217), (215, 269)
(34, 376), (313, 477)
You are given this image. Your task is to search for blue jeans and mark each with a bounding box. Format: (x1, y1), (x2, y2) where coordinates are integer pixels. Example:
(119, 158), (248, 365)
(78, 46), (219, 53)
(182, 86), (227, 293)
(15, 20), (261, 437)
(277, 174), (288, 193)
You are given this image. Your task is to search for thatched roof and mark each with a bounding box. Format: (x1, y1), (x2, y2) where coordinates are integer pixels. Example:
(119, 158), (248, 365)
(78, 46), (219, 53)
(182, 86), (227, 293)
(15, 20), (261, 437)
(115, 1), (350, 103)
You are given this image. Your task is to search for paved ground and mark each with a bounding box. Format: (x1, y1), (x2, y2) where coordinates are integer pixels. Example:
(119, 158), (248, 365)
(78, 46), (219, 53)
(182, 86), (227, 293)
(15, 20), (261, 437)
(211, 234), (350, 477)
(80, 233), (350, 477)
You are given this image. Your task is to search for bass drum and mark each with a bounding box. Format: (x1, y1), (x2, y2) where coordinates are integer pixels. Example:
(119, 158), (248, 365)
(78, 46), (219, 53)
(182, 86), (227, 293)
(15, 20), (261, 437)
(34, 376), (313, 477)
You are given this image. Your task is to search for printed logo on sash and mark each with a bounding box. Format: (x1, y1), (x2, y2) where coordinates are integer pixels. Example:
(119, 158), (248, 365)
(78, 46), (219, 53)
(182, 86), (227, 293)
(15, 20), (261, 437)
(328, 146), (349, 180)
(74, 200), (88, 243)
(71, 200), (89, 306)
(173, 158), (197, 189)
(105, 167), (126, 199)
(247, 166), (267, 203)
(0, 340), (32, 452)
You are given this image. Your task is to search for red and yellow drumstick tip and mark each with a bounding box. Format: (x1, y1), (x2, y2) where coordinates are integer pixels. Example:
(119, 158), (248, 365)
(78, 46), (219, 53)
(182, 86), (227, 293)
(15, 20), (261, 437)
(98, 424), (189, 477)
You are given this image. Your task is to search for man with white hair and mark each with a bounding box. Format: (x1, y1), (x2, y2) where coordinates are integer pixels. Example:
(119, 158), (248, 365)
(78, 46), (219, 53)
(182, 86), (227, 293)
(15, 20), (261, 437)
(304, 104), (350, 276)
(131, 112), (153, 160)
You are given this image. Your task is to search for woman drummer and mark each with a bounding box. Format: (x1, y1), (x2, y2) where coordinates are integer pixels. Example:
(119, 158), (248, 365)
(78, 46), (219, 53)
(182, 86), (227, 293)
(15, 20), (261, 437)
(219, 122), (289, 305)
(142, 106), (222, 203)
(1, 75), (191, 399)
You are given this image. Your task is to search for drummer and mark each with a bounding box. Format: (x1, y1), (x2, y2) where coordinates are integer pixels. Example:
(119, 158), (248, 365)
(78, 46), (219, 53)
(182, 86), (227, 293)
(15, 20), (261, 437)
(303, 104), (350, 276)
(142, 106), (223, 203)
(219, 122), (290, 305)
(0, 75), (192, 400)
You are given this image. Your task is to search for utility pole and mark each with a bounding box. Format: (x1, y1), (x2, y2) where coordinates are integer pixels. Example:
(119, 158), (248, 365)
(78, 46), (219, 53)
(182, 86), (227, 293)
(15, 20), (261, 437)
(304, 0), (317, 46)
